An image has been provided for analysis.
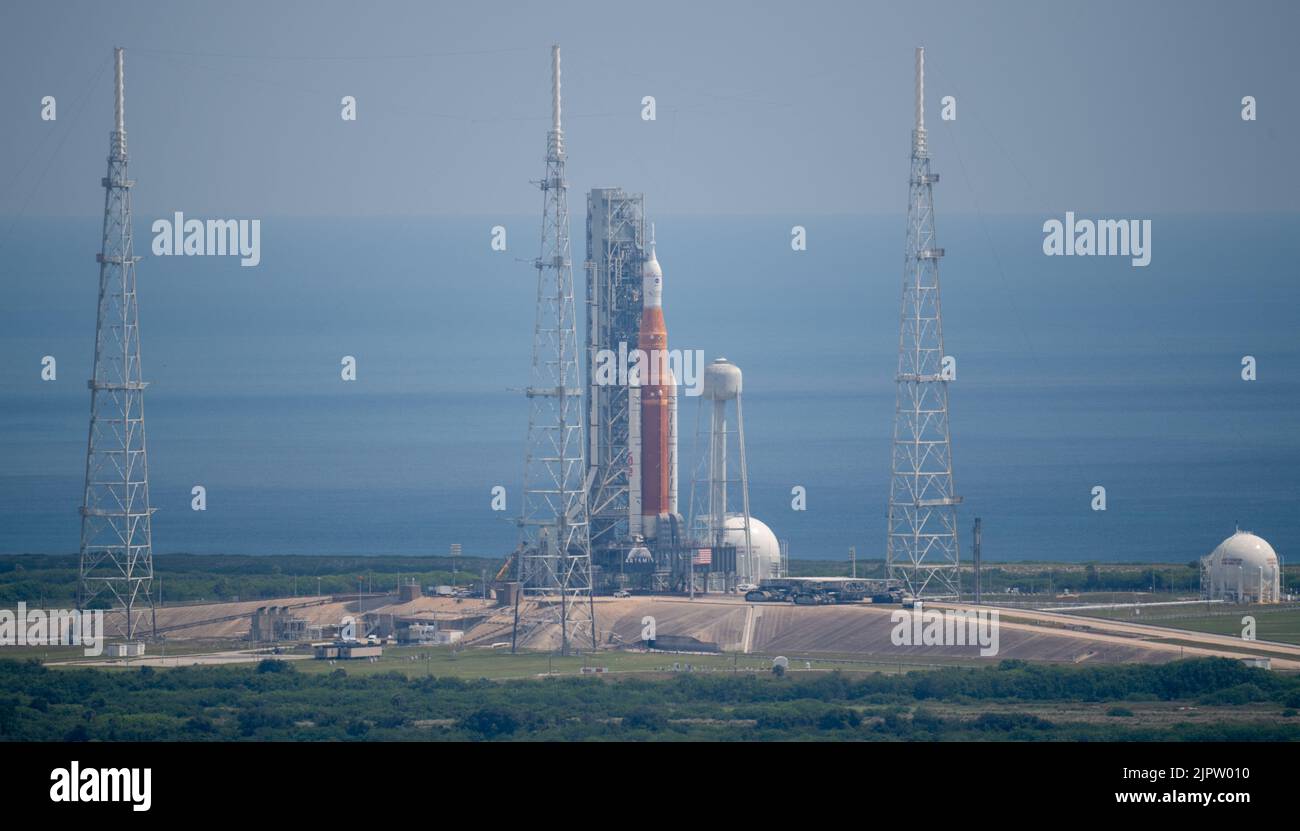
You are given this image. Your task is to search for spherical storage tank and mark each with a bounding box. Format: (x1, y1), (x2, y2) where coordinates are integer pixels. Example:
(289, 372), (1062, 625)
(1203, 530), (1281, 604)
(719, 514), (781, 582)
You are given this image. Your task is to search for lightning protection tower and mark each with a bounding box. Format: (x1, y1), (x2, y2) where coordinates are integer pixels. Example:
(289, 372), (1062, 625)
(886, 47), (962, 599)
(514, 45), (596, 654)
(78, 48), (157, 640)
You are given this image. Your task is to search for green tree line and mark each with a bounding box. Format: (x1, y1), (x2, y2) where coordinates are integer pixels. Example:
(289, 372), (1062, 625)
(1, 657), (1297, 742)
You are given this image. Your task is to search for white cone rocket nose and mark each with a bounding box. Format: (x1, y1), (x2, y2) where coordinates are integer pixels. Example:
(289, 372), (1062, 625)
(643, 226), (662, 308)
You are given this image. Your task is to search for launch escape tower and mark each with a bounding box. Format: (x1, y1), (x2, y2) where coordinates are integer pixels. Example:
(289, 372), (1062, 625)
(514, 45), (596, 653)
(585, 188), (646, 556)
(886, 48), (962, 599)
(78, 48), (157, 640)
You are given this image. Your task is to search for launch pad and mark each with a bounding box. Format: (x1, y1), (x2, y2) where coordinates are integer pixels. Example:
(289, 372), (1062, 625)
(598, 542), (741, 594)
(582, 192), (781, 595)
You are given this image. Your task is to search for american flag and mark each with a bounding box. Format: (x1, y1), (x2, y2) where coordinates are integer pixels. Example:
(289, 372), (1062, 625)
(692, 548), (712, 566)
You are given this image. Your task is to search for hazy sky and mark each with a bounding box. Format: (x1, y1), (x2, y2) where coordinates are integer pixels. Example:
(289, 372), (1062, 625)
(0, 0), (1295, 217)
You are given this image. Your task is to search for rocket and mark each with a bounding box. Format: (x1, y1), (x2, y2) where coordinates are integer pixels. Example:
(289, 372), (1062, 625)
(629, 226), (677, 541)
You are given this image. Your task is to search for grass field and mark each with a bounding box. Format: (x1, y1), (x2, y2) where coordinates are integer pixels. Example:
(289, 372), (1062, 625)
(15, 639), (986, 678)
(5, 638), (257, 665)
(1066, 603), (1300, 645)
(288, 645), (985, 680)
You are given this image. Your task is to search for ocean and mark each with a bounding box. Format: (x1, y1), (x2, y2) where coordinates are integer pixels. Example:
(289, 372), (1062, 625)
(1, 214), (1297, 562)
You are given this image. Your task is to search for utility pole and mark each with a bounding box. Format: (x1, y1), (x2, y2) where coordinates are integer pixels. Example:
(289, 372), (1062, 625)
(973, 517), (982, 605)
(689, 546), (695, 600)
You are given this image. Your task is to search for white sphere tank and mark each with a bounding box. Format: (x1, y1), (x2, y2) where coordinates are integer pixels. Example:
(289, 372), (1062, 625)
(1205, 530), (1281, 603)
(719, 514), (781, 582)
(703, 358), (742, 401)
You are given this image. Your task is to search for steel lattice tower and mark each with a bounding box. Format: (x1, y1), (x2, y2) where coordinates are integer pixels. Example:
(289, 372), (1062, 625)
(78, 48), (156, 640)
(887, 48), (962, 599)
(513, 45), (596, 654)
(584, 188), (645, 552)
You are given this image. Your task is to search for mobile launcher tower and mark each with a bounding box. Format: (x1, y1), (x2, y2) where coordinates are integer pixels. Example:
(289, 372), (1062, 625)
(585, 196), (778, 592)
(584, 196), (695, 591)
(584, 187), (649, 555)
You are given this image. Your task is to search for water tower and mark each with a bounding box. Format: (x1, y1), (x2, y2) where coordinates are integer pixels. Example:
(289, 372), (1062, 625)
(689, 358), (757, 584)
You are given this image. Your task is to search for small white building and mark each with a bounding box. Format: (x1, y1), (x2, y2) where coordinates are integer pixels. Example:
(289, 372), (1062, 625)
(1202, 530), (1281, 604)
(106, 641), (146, 658)
(398, 623), (464, 645)
(313, 641), (382, 660)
